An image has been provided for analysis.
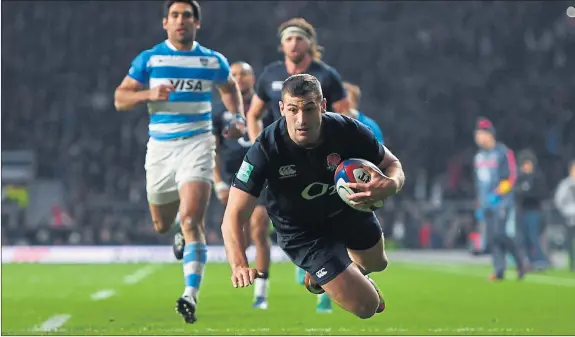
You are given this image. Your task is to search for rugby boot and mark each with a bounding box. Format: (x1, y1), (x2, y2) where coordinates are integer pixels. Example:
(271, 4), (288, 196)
(252, 296), (268, 310)
(175, 295), (197, 324)
(489, 272), (504, 281)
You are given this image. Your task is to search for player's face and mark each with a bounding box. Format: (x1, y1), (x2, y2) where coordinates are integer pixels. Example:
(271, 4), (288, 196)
(230, 64), (255, 95)
(521, 160), (533, 173)
(570, 163), (575, 178)
(280, 93), (326, 146)
(281, 35), (310, 64)
(474, 130), (493, 149)
(163, 2), (199, 46)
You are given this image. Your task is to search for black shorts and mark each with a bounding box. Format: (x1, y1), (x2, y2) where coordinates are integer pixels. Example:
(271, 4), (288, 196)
(276, 210), (382, 286)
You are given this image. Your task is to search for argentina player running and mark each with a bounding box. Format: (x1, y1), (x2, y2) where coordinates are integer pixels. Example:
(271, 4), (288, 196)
(222, 74), (405, 319)
(113, 0), (244, 324)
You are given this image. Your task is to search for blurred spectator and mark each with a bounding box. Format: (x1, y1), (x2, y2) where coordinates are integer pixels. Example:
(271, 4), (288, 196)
(515, 149), (550, 270)
(554, 160), (575, 271)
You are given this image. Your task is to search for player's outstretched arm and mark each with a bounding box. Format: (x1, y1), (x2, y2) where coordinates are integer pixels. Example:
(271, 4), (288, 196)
(221, 187), (260, 287)
(114, 76), (173, 111)
(246, 95), (266, 143)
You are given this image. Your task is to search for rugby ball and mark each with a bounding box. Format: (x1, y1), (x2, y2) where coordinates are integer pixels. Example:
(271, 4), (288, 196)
(334, 158), (385, 212)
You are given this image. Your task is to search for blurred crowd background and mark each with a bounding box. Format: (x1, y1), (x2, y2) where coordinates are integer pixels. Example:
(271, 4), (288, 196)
(2, 1), (574, 258)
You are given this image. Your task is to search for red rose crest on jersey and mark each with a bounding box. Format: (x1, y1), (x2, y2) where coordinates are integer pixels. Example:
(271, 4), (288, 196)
(326, 153), (342, 171)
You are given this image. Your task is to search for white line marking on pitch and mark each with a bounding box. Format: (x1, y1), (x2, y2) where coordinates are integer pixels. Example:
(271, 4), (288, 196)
(124, 265), (158, 285)
(90, 289), (116, 301)
(407, 264), (575, 287)
(32, 314), (71, 332)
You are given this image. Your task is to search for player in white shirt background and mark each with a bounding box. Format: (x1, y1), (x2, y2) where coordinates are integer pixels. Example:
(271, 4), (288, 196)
(113, 0), (245, 324)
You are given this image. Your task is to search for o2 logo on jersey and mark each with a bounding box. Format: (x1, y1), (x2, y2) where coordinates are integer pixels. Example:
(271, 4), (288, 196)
(169, 79), (210, 92)
(301, 182), (337, 200)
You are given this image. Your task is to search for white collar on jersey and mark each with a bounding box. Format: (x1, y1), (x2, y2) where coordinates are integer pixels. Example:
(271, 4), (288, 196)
(165, 40), (198, 52)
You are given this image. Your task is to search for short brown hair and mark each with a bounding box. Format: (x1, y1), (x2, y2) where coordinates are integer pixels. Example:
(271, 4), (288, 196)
(278, 18), (323, 61)
(343, 82), (361, 103)
(282, 74), (323, 100)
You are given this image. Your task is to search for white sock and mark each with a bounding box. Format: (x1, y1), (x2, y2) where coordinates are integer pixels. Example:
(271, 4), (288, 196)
(182, 288), (197, 304)
(253, 278), (268, 298)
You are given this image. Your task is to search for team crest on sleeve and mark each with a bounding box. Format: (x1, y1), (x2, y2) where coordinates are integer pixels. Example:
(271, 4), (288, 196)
(326, 153), (341, 171)
(237, 161), (254, 183)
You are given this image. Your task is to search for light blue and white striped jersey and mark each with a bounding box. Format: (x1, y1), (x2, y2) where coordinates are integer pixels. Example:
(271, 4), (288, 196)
(127, 40), (231, 141)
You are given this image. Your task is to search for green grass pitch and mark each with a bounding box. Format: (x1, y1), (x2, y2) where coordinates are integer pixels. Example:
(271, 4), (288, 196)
(2, 262), (574, 335)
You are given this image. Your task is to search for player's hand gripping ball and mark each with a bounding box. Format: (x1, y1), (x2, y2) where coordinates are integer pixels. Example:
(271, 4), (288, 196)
(334, 158), (385, 212)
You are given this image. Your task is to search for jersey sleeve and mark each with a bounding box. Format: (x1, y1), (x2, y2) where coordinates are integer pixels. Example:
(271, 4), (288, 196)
(213, 52), (232, 84)
(347, 117), (385, 165)
(324, 67), (346, 105)
(127, 51), (151, 84)
(255, 67), (271, 103)
(231, 140), (269, 197)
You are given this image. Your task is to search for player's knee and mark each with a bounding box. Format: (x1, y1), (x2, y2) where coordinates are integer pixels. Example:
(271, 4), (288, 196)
(180, 214), (205, 236)
(353, 299), (379, 319)
(372, 256), (389, 273)
(359, 255), (388, 274)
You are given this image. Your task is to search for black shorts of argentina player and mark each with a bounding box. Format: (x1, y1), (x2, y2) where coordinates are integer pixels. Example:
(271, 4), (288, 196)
(222, 74), (405, 319)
